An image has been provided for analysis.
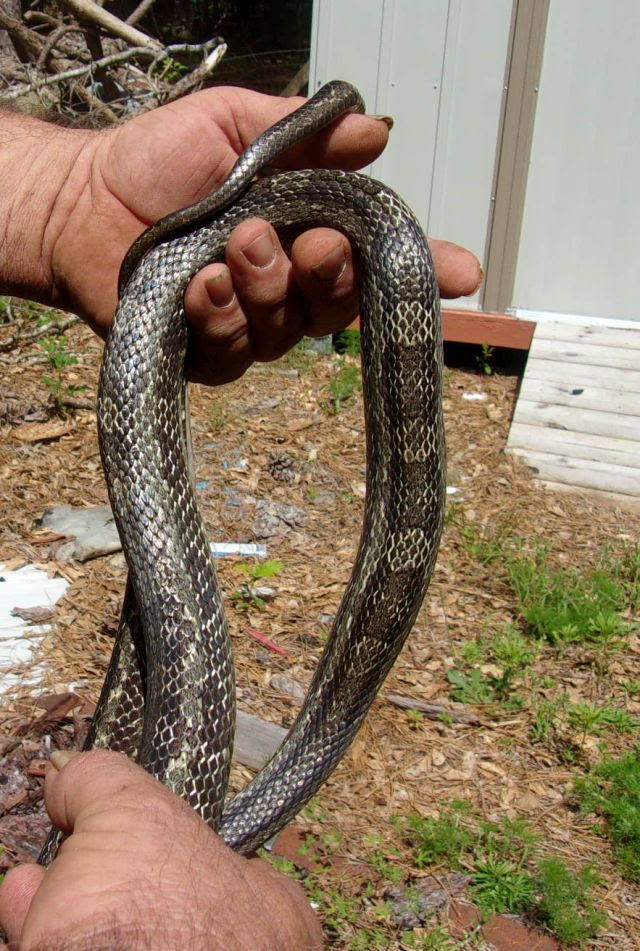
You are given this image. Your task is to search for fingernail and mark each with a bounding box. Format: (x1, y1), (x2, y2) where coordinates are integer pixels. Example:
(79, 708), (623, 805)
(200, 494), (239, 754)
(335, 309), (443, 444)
(205, 269), (236, 308)
(372, 114), (394, 130)
(242, 229), (276, 268)
(51, 749), (78, 771)
(311, 241), (347, 282)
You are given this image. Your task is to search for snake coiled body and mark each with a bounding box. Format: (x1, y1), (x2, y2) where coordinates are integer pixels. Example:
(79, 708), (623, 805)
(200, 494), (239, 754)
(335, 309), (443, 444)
(50, 83), (446, 858)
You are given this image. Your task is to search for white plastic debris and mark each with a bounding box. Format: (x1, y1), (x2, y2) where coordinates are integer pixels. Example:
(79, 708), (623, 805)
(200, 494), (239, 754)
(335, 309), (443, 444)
(0, 563), (68, 693)
(462, 392), (488, 401)
(210, 542), (267, 558)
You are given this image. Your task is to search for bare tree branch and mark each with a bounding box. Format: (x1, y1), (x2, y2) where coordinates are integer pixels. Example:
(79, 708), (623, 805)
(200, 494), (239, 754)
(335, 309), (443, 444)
(0, 315), (80, 353)
(2, 39), (226, 102)
(126, 0), (158, 27)
(163, 41), (227, 102)
(58, 0), (162, 51)
(0, 6), (44, 61)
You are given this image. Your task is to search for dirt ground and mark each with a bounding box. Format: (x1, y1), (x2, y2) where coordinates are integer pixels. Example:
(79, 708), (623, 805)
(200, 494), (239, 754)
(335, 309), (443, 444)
(1, 308), (639, 948)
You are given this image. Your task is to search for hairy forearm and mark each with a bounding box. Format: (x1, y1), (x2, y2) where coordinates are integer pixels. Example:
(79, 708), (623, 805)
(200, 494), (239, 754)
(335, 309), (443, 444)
(0, 109), (94, 304)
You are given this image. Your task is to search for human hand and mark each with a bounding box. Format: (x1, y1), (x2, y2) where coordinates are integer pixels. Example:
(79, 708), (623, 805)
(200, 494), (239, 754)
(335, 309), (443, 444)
(43, 86), (480, 384)
(0, 750), (323, 950)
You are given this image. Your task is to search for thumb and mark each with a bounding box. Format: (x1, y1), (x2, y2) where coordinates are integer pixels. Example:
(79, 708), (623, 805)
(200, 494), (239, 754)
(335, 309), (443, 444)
(0, 864), (45, 944)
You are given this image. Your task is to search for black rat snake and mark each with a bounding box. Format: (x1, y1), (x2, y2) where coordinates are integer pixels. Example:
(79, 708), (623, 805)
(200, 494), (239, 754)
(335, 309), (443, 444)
(42, 81), (445, 860)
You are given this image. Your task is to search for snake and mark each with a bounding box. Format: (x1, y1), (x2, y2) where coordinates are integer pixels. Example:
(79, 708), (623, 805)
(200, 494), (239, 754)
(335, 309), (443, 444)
(42, 80), (446, 861)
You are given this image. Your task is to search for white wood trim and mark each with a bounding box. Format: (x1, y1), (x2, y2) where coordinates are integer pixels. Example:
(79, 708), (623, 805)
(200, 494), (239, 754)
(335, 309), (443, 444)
(523, 360), (640, 393)
(529, 340), (640, 371)
(518, 378), (639, 416)
(510, 448), (638, 496)
(508, 422), (640, 469)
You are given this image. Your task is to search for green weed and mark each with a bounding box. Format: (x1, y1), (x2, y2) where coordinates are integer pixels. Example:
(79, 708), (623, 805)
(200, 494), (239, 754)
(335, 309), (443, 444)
(231, 558), (282, 611)
(574, 748), (640, 881)
(530, 699), (563, 744)
(534, 858), (606, 944)
(330, 359), (361, 412)
(489, 623), (538, 670)
(401, 927), (456, 949)
(470, 856), (536, 914)
(505, 544), (634, 648)
(402, 801), (472, 868)
(406, 708), (424, 730)
(333, 329), (361, 356)
(446, 666), (515, 706)
(457, 519), (507, 565)
(400, 801), (604, 942)
(567, 702), (636, 741)
(40, 335), (86, 415)
(475, 342), (495, 375)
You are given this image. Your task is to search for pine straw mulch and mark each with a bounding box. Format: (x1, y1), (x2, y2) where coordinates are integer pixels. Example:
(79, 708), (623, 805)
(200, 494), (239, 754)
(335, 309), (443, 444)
(0, 311), (639, 948)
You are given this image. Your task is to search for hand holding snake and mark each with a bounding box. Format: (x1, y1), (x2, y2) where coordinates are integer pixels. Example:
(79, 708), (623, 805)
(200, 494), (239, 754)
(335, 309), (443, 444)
(0, 83), (481, 944)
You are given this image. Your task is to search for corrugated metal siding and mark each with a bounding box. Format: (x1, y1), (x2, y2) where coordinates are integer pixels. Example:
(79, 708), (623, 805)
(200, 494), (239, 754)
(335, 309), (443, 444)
(512, 0), (640, 321)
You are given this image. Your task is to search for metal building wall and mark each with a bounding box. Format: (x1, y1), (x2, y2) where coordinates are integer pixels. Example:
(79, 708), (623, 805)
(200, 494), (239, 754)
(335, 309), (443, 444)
(511, 0), (640, 323)
(310, 0), (513, 310)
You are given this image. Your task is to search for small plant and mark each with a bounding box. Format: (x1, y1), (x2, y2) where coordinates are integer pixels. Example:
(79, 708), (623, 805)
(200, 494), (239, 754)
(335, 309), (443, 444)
(446, 666), (515, 706)
(567, 702), (636, 742)
(406, 708), (424, 730)
(574, 748), (640, 881)
(401, 927), (455, 949)
(231, 559), (282, 611)
(470, 856), (536, 914)
(530, 699), (562, 744)
(456, 638), (486, 666)
(402, 801), (472, 868)
(489, 623), (538, 671)
(457, 519), (507, 565)
(367, 848), (404, 884)
(40, 335), (86, 415)
(475, 342), (495, 375)
(534, 858), (606, 944)
(330, 359), (361, 412)
(333, 329), (361, 356)
(399, 801), (605, 942)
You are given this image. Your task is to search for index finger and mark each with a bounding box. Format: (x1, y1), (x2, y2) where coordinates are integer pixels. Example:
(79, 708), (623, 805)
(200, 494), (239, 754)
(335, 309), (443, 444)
(195, 85), (391, 171)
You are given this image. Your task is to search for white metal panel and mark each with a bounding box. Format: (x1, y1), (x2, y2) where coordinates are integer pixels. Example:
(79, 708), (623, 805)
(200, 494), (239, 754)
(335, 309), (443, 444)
(512, 0), (640, 321)
(310, 0), (512, 310)
(427, 0), (512, 309)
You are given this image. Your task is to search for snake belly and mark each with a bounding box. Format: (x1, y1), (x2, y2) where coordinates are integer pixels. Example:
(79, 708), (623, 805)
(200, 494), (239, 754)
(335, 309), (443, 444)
(87, 87), (446, 857)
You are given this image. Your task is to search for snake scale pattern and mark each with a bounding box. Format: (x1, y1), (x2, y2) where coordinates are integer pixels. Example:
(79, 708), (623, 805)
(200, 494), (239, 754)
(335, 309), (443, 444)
(44, 82), (446, 859)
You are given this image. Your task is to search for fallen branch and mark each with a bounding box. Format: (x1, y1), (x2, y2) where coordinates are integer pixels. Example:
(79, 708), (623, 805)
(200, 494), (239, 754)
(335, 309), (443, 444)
(2, 39), (225, 101)
(385, 693), (481, 725)
(126, 0), (158, 27)
(58, 0), (162, 51)
(162, 41), (227, 102)
(0, 6), (44, 61)
(0, 315), (80, 353)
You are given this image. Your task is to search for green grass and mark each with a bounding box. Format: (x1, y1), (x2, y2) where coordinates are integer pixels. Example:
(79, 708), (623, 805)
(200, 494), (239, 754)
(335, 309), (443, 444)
(534, 859), (606, 944)
(39, 335), (86, 415)
(330, 358), (362, 412)
(574, 748), (640, 881)
(455, 518), (637, 655)
(395, 801), (604, 942)
(504, 543), (634, 648)
(265, 802), (605, 947)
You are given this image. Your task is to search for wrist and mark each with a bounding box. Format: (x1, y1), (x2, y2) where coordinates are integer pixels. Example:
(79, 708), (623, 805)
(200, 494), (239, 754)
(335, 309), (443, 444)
(0, 109), (96, 308)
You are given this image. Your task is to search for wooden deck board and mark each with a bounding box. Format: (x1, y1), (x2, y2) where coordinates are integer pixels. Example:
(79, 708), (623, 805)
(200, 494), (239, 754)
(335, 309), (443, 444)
(508, 321), (640, 499)
(523, 359), (640, 392)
